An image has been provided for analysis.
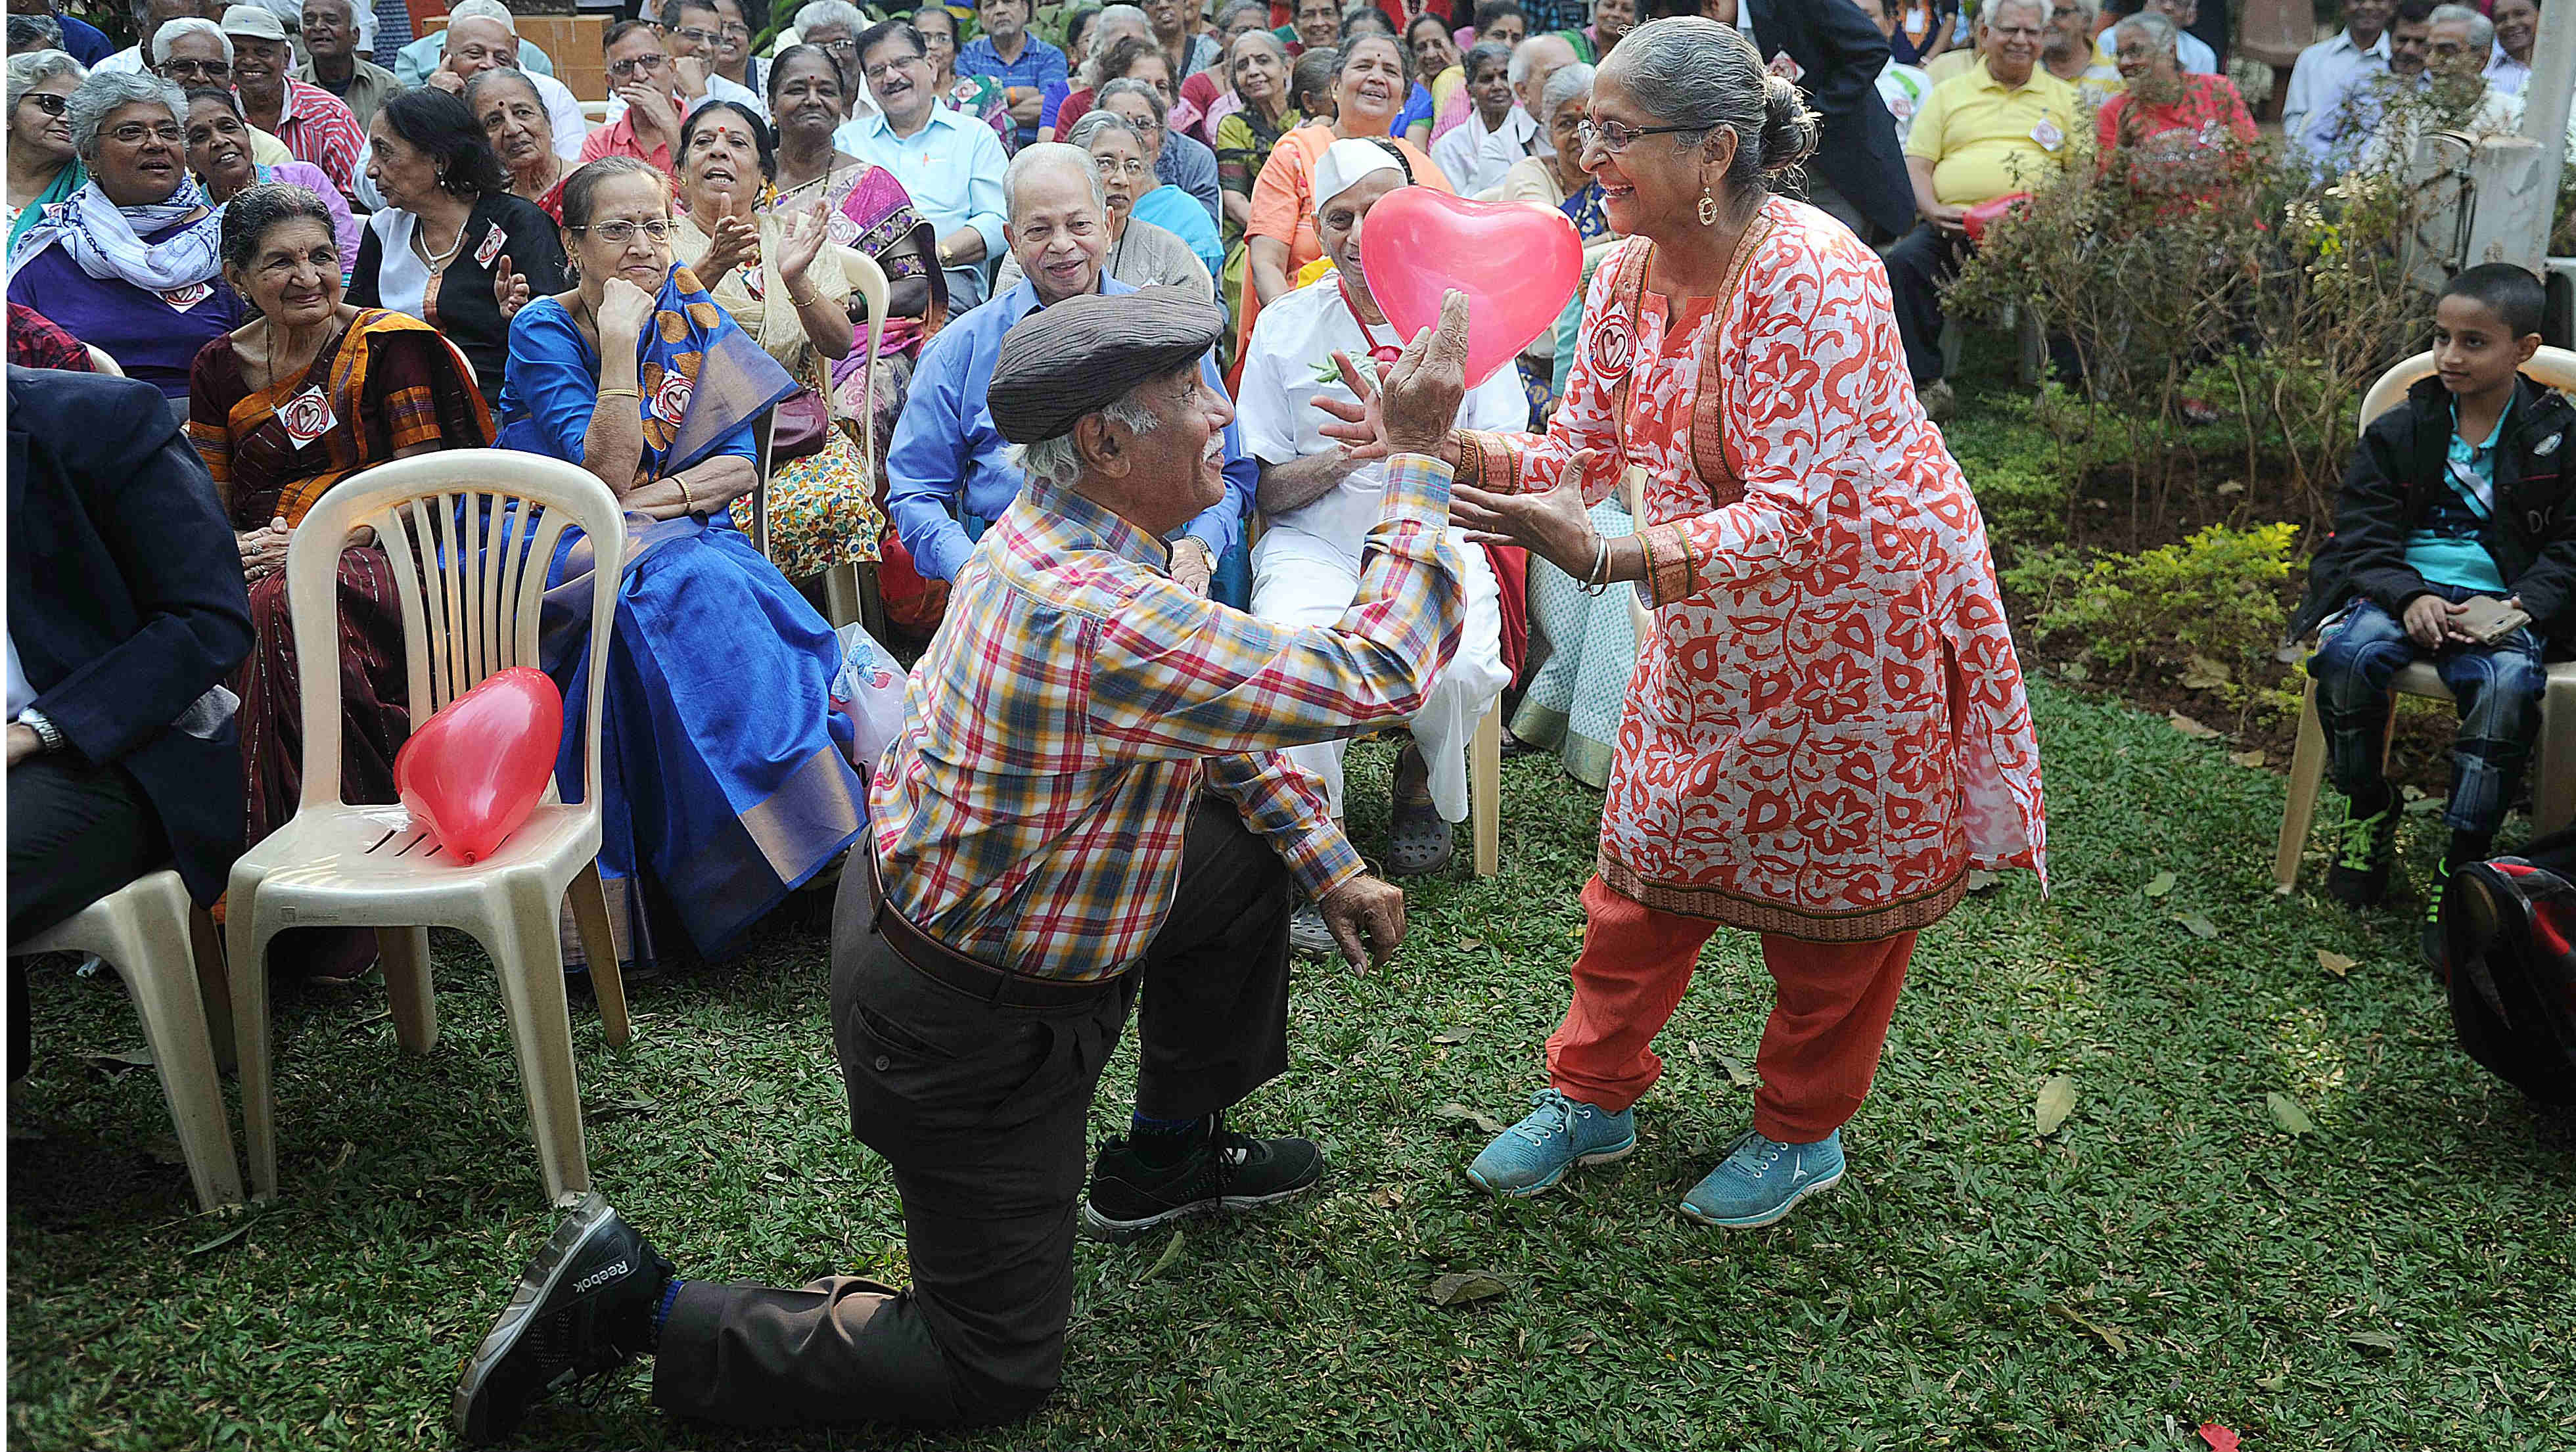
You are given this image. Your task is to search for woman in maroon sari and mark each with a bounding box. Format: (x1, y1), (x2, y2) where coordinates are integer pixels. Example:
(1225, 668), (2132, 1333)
(185, 183), (490, 851)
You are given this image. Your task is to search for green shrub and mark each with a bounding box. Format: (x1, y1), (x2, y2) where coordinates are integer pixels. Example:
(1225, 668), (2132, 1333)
(2010, 523), (2301, 685)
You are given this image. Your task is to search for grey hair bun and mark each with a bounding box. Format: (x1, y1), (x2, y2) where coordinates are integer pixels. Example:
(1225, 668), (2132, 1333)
(1755, 72), (1820, 175)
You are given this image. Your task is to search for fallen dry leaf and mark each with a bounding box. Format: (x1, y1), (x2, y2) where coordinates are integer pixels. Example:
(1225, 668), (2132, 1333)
(1713, 1051), (1756, 1089)
(2143, 871), (2178, 899)
(1428, 1271), (1509, 1307)
(1139, 1223), (1187, 1282)
(2047, 1302), (2129, 1355)
(1431, 1102), (1509, 1136)
(2344, 1330), (2400, 1353)
(2180, 654), (2231, 690)
(2265, 1091), (2316, 1135)
(2200, 1423), (2242, 1452)
(2176, 912), (2221, 940)
(2316, 949), (2357, 978)
(2035, 1075), (2077, 1137)
(2228, 750), (2266, 769)
(2169, 712), (2222, 740)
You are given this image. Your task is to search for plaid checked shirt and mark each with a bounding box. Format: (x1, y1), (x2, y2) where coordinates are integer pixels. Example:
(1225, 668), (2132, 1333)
(869, 455), (1467, 982)
(270, 79), (367, 201)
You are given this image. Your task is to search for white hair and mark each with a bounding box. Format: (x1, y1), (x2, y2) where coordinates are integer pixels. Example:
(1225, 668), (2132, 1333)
(1011, 396), (1161, 491)
(1003, 139), (1108, 217)
(446, 0), (519, 34)
(1540, 59), (1592, 117)
(7, 48), (86, 108)
(69, 68), (184, 160)
(2111, 8), (2178, 57)
(1506, 31), (1571, 85)
(1980, 0), (2048, 31)
(794, 0), (865, 35)
(2427, 3), (2496, 51)
(1080, 3), (1151, 85)
(150, 16), (231, 63)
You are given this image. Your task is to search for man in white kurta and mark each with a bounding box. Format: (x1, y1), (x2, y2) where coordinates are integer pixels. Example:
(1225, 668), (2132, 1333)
(1237, 139), (1521, 892)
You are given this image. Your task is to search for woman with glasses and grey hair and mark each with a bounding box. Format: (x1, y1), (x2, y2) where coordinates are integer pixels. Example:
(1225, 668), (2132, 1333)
(1369, 17), (2044, 1231)
(6, 68), (242, 410)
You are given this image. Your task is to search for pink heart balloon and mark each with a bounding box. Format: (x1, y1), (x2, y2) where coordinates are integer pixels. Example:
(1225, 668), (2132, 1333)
(1357, 187), (1584, 388)
(392, 667), (564, 864)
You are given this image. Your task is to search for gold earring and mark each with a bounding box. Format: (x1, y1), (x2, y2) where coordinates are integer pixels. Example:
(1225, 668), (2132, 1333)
(1697, 186), (1720, 227)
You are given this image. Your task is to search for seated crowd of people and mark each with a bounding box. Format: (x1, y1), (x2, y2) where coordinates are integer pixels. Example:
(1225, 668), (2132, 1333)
(3, 0), (2558, 967)
(3, 0), (1691, 973)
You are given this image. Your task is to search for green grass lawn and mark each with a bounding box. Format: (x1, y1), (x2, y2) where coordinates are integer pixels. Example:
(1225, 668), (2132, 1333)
(10, 679), (2574, 1451)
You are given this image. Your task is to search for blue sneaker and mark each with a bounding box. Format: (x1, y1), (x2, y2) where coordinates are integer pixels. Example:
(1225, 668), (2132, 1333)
(1679, 1130), (1845, 1228)
(1465, 1088), (1636, 1197)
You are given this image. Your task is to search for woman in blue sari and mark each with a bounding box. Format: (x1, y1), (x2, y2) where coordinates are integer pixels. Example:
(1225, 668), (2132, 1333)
(497, 155), (863, 968)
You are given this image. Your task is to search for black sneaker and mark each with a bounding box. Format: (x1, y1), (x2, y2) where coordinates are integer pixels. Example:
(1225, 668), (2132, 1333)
(1082, 1121), (1325, 1243)
(453, 1193), (671, 1443)
(2324, 803), (2401, 907)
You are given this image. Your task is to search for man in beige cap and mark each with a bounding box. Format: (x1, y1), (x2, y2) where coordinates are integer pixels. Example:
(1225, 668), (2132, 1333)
(453, 286), (1479, 1441)
(220, 3), (363, 198)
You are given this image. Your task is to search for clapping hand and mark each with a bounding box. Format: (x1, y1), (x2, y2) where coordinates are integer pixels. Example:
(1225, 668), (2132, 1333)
(1453, 448), (1605, 576)
(1311, 288), (1470, 459)
(492, 253), (531, 320)
(775, 204), (829, 293)
(697, 212), (760, 281)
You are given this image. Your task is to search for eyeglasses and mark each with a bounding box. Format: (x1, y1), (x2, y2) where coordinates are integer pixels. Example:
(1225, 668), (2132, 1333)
(1575, 116), (1701, 154)
(1092, 156), (1149, 176)
(811, 36), (857, 54)
(718, 20), (749, 36)
(107, 121), (185, 145)
(159, 58), (231, 79)
(862, 53), (925, 81)
(22, 92), (67, 116)
(571, 217), (674, 243)
(607, 52), (670, 77)
(671, 26), (723, 46)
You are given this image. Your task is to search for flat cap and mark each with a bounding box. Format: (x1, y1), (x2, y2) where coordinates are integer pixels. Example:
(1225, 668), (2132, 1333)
(989, 286), (1226, 445)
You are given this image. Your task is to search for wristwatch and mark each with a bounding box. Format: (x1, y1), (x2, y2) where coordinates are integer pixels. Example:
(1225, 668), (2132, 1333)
(17, 708), (62, 754)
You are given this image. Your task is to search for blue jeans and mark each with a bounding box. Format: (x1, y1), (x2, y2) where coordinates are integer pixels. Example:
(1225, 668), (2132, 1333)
(2309, 585), (2547, 836)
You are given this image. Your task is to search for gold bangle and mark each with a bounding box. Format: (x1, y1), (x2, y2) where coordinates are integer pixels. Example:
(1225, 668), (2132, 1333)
(678, 476), (696, 513)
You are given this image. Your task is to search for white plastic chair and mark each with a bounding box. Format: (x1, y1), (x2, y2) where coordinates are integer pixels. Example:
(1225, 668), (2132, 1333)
(12, 871), (242, 1210)
(747, 249), (890, 633)
(2273, 346), (2576, 891)
(225, 450), (630, 1204)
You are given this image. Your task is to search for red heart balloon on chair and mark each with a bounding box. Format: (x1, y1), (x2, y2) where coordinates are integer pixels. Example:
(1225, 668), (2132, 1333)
(1358, 187), (1584, 389)
(392, 667), (564, 864)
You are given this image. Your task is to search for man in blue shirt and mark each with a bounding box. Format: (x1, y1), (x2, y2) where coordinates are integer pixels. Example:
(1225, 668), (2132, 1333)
(840, 17), (1011, 309)
(958, 0), (1066, 148)
(888, 143), (1253, 608)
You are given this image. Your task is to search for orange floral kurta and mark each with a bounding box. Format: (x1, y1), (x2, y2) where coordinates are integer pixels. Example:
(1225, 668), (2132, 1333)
(1459, 197), (2047, 940)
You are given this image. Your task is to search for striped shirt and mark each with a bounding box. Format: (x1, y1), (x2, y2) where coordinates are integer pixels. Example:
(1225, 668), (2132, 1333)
(869, 457), (1467, 981)
(269, 79), (367, 201)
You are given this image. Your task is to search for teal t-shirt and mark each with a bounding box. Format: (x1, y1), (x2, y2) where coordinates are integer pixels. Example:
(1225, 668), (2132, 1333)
(2404, 396), (2512, 593)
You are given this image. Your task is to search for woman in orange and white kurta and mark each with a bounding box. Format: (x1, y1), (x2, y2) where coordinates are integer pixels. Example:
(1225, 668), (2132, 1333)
(1391, 18), (2045, 1228)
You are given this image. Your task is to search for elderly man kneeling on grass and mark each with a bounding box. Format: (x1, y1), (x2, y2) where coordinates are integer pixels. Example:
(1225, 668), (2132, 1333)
(453, 286), (1484, 1441)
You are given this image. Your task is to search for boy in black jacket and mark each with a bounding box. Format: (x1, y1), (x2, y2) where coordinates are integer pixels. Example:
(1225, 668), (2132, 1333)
(2288, 264), (2573, 963)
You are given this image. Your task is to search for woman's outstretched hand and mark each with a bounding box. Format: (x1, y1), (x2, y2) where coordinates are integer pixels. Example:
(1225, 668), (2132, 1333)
(1454, 448), (1604, 577)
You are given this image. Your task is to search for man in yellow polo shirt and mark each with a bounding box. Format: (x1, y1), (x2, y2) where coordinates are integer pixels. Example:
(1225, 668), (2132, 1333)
(1883, 0), (2075, 419)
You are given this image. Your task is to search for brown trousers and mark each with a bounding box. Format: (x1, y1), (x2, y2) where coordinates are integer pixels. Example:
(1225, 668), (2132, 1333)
(651, 798), (1294, 1427)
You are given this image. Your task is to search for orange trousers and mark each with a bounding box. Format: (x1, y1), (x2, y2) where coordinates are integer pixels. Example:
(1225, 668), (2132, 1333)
(1544, 876), (1918, 1143)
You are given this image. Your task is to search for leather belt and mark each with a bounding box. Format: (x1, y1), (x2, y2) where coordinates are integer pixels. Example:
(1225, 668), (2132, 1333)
(862, 846), (1115, 1009)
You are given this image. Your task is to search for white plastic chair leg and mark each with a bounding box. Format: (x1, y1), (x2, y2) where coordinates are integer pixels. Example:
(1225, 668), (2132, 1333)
(85, 879), (244, 1212)
(566, 863), (630, 1049)
(2537, 668), (2576, 837)
(1471, 705), (1502, 878)
(483, 895), (591, 1206)
(2274, 674), (2329, 892)
(379, 926), (438, 1054)
(226, 907), (283, 1202)
(821, 563), (863, 631)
